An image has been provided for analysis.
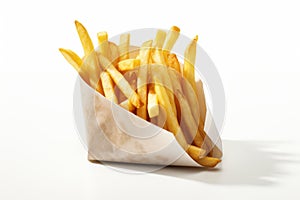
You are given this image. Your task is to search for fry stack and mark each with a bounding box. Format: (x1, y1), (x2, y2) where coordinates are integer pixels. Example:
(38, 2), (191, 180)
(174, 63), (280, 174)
(59, 20), (222, 167)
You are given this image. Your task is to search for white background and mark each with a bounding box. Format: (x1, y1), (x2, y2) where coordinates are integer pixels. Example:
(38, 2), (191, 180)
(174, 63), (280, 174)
(1, 0), (300, 199)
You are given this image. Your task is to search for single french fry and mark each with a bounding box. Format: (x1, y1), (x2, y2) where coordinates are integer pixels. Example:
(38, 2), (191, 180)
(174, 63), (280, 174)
(108, 42), (120, 66)
(119, 33), (130, 60)
(123, 70), (138, 114)
(98, 54), (142, 108)
(182, 76), (201, 127)
(147, 84), (159, 118)
(119, 99), (135, 112)
(151, 48), (166, 65)
(197, 156), (221, 168)
(183, 35), (198, 91)
(118, 59), (140, 71)
(153, 30), (166, 49)
(138, 40), (152, 65)
(136, 65), (148, 119)
(196, 81), (207, 126)
(100, 71), (118, 103)
(163, 26), (180, 52)
(152, 29), (167, 64)
(167, 53), (181, 73)
(75, 20), (94, 56)
(59, 48), (82, 72)
(97, 31), (109, 58)
(187, 145), (206, 159)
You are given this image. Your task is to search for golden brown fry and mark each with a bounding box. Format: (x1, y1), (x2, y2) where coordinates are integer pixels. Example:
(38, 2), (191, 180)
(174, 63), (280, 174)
(118, 59), (140, 72)
(187, 145), (206, 159)
(81, 52), (103, 95)
(59, 48), (82, 72)
(100, 71), (118, 103)
(151, 48), (166, 65)
(138, 40), (152, 65)
(98, 54), (142, 108)
(97, 31), (108, 43)
(123, 70), (138, 114)
(75, 20), (94, 56)
(119, 33), (130, 60)
(196, 81), (207, 126)
(119, 99), (135, 112)
(163, 26), (180, 52)
(136, 65), (148, 119)
(182, 76), (201, 127)
(152, 30), (166, 64)
(167, 53), (181, 73)
(197, 156), (221, 168)
(183, 35), (198, 91)
(74, 20), (104, 95)
(147, 84), (159, 118)
(97, 31), (109, 57)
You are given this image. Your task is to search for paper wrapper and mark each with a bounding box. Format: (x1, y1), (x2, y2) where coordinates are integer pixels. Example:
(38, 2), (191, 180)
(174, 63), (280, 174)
(75, 76), (222, 167)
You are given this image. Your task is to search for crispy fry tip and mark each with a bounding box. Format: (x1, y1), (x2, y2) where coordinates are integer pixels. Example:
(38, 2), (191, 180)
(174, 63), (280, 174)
(194, 35), (198, 42)
(171, 26), (180, 32)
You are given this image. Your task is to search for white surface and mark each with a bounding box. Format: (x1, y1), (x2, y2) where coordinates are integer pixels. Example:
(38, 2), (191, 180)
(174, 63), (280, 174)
(1, 0), (300, 199)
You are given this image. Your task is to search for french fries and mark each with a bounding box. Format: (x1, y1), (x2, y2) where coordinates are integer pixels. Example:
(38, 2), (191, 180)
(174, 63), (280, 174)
(138, 40), (152, 65)
(119, 33), (130, 60)
(147, 84), (159, 118)
(97, 31), (109, 57)
(163, 26), (180, 52)
(98, 54), (142, 108)
(100, 72), (118, 103)
(183, 35), (198, 91)
(59, 21), (222, 167)
(167, 53), (181, 73)
(118, 59), (140, 72)
(75, 20), (94, 56)
(153, 30), (166, 49)
(120, 99), (135, 112)
(59, 48), (82, 72)
(136, 40), (152, 120)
